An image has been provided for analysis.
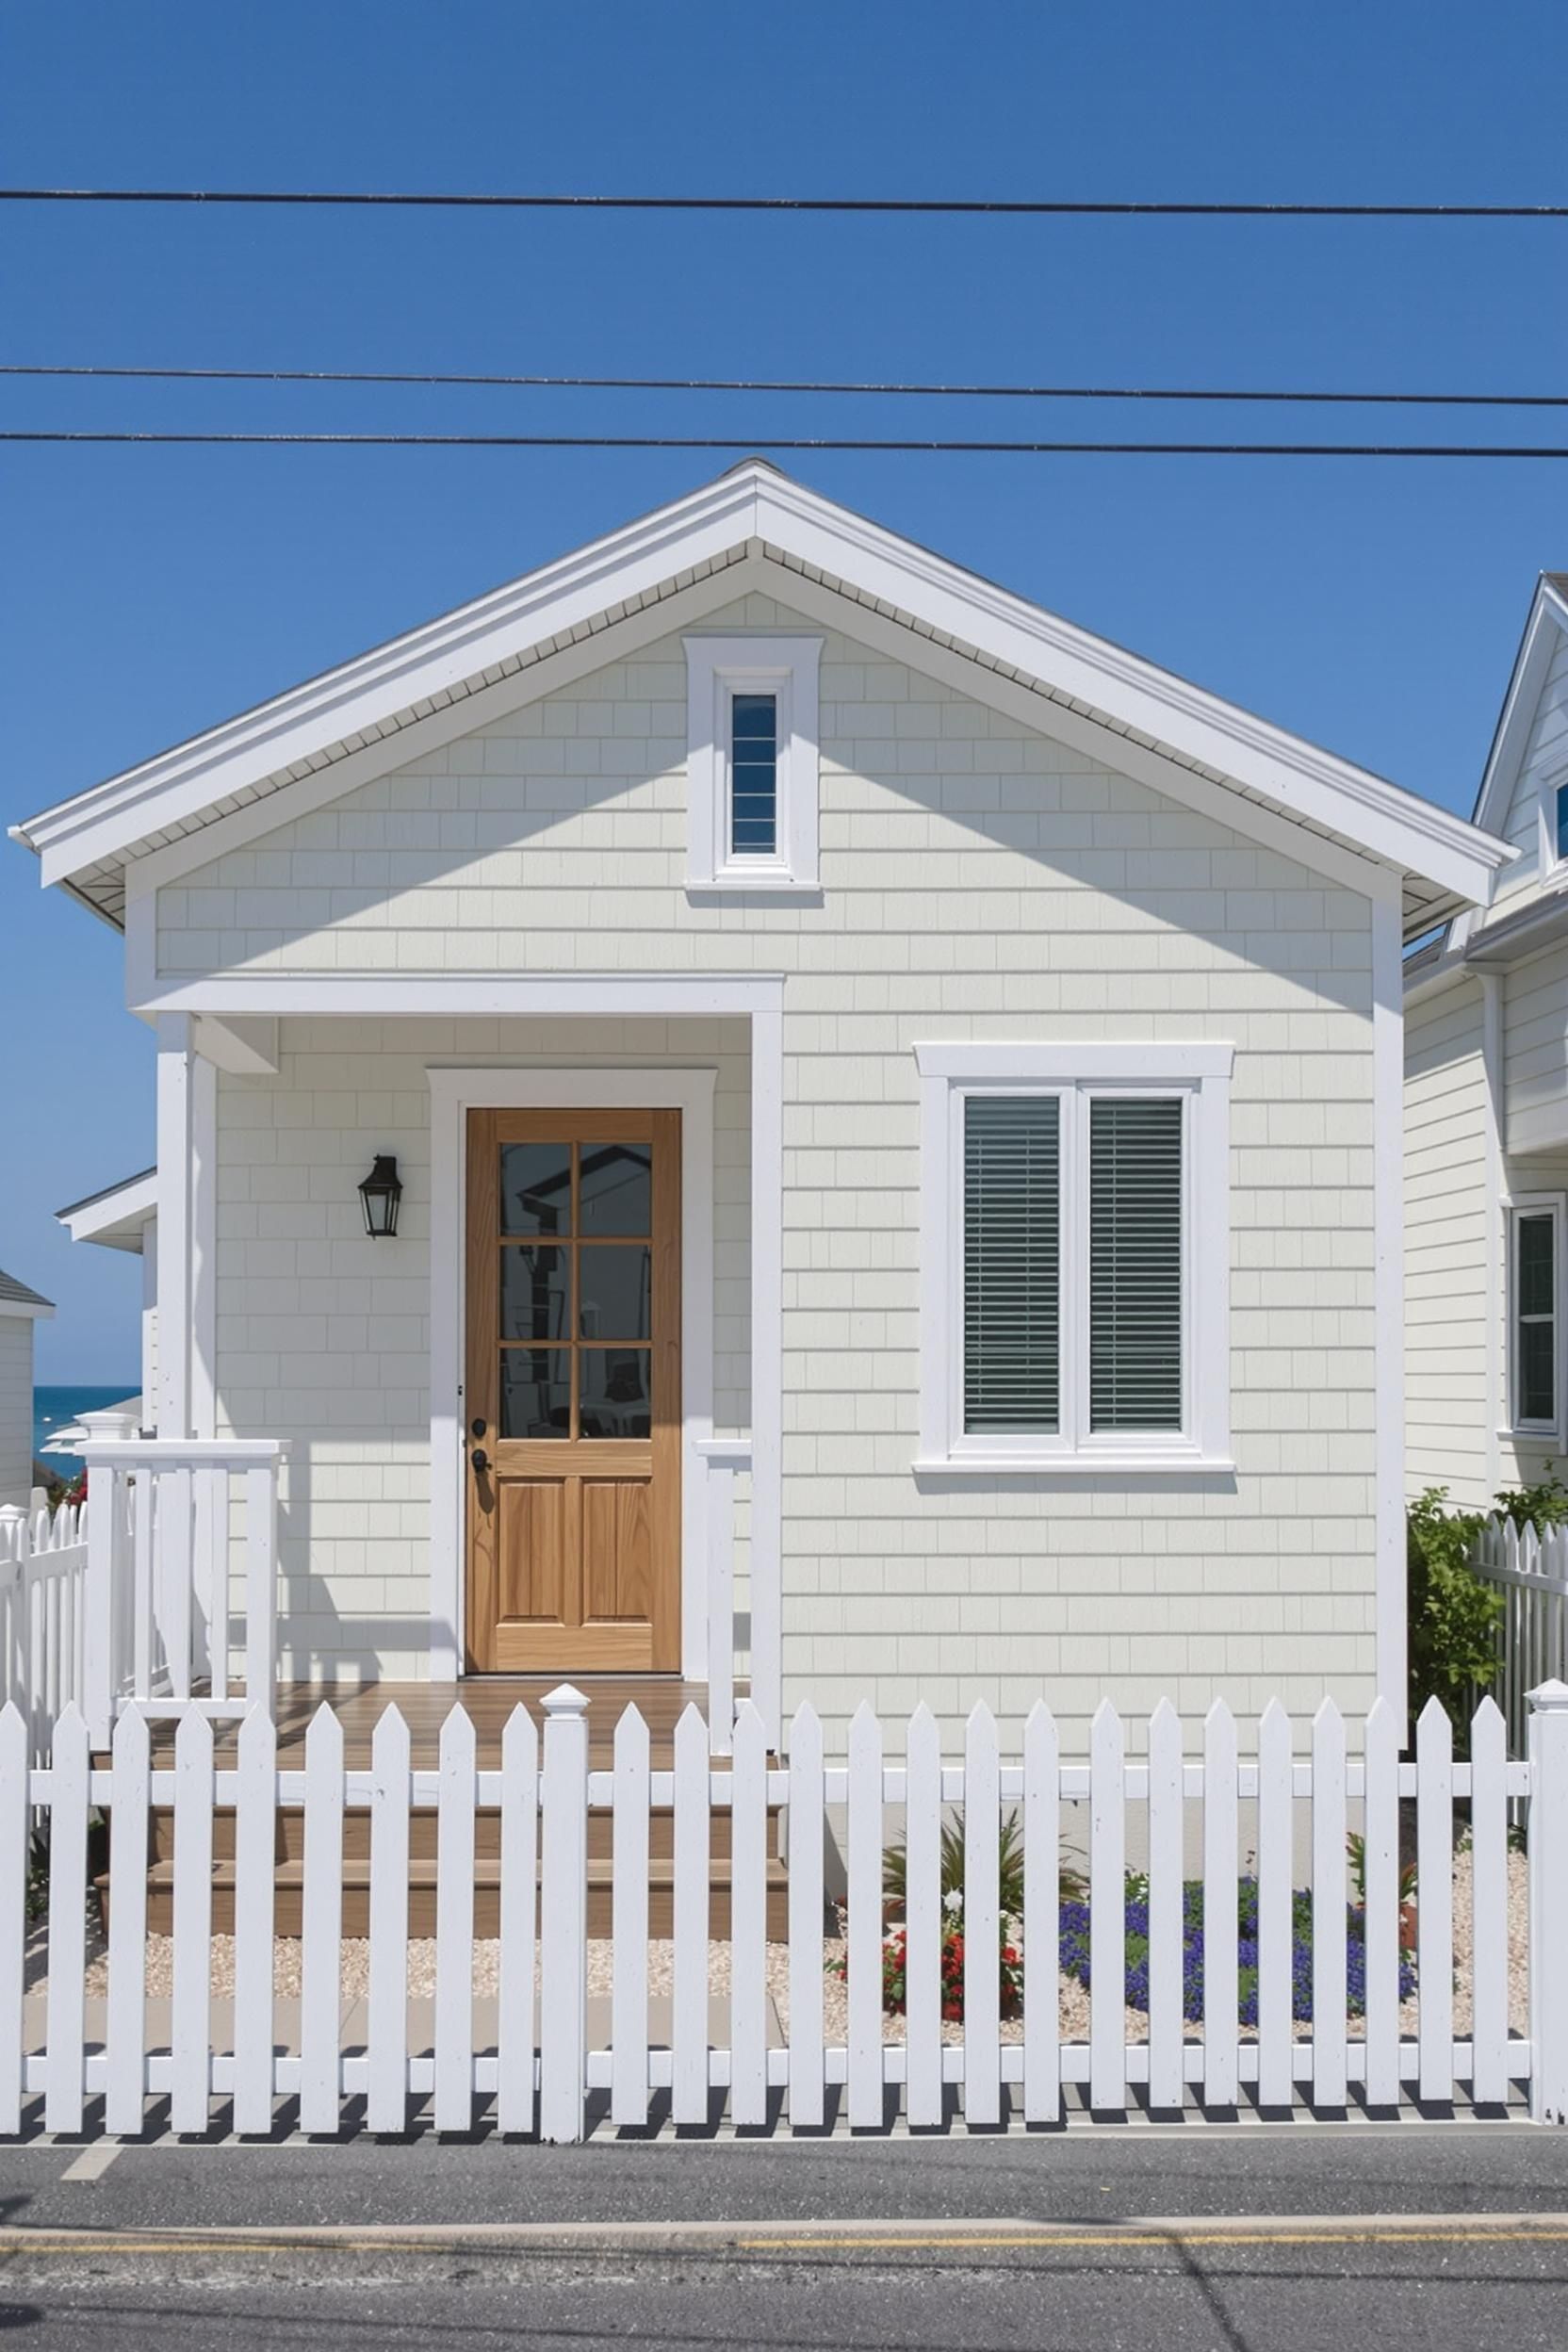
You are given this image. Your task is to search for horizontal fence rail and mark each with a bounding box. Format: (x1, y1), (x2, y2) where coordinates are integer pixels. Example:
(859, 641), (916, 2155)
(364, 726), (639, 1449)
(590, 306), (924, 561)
(4, 1683), (1566, 2140)
(1474, 1517), (1568, 1760)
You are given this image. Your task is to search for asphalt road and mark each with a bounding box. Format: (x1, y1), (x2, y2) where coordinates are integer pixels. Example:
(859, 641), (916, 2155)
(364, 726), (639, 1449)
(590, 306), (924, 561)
(0, 2130), (1563, 2347)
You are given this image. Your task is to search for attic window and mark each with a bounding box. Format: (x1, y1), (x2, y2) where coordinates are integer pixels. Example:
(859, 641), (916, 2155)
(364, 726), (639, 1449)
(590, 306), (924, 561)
(1557, 781), (1568, 864)
(684, 635), (822, 893)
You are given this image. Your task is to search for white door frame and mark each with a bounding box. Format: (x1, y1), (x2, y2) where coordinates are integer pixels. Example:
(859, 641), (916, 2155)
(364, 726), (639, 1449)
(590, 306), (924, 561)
(428, 1065), (718, 1681)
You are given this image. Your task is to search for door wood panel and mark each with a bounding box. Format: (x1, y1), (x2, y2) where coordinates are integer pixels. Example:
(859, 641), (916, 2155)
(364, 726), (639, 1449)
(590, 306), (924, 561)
(465, 1108), (681, 1672)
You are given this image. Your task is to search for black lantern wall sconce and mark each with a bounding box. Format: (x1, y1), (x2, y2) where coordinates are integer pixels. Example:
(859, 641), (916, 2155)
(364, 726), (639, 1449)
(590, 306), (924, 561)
(358, 1153), (403, 1239)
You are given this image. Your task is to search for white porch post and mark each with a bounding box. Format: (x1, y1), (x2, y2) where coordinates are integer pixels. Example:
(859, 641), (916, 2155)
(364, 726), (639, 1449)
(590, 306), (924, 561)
(750, 999), (784, 1752)
(155, 1014), (220, 1677)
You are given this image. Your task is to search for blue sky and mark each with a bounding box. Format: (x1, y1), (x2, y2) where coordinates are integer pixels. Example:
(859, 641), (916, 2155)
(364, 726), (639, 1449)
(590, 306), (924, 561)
(3, 0), (1566, 1378)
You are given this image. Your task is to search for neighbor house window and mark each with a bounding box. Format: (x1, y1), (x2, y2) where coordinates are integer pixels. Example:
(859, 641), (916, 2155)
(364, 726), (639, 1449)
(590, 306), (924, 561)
(1557, 781), (1568, 866)
(684, 635), (822, 891)
(916, 1042), (1233, 1472)
(1510, 1196), (1564, 1438)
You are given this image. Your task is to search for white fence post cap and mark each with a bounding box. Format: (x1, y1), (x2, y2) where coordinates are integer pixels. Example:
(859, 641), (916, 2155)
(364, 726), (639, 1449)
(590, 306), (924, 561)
(0, 1506), (24, 1524)
(1527, 1679), (1568, 1713)
(541, 1683), (589, 1716)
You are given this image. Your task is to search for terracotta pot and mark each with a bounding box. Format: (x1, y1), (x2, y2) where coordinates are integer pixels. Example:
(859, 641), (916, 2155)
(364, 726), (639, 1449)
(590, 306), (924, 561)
(1397, 1899), (1418, 1951)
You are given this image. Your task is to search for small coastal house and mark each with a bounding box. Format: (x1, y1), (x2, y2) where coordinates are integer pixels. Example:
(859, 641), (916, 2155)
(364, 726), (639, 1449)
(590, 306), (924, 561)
(17, 464), (1510, 1776)
(0, 1269), (52, 1511)
(1405, 574), (1568, 1506)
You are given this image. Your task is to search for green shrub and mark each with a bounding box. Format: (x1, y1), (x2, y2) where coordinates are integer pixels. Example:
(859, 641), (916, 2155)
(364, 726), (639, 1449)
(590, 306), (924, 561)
(1407, 1477), (1568, 1740)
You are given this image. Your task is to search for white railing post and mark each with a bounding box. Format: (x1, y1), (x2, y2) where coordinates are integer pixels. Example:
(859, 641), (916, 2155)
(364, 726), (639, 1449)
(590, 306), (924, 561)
(244, 1462), (278, 1707)
(708, 1478), (735, 1758)
(1527, 1679), (1568, 2124)
(82, 1465), (119, 1746)
(539, 1683), (589, 2144)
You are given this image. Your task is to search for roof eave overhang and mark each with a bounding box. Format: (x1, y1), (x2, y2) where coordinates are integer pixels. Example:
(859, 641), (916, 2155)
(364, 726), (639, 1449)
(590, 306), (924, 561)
(17, 460), (1513, 920)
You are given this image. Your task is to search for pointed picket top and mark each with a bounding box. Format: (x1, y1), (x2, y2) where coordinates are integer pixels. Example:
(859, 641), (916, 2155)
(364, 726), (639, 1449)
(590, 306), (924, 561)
(613, 1702), (649, 1764)
(52, 1702), (86, 1740)
(1204, 1694), (1236, 1736)
(673, 1699), (708, 1762)
(173, 1706), (213, 1766)
(371, 1703), (410, 1768)
(789, 1698), (823, 1767)
(1090, 1695), (1123, 1756)
(112, 1703), (150, 1768)
(500, 1699), (538, 1773)
(1149, 1695), (1182, 1742)
(965, 1697), (998, 1740)
(1023, 1695), (1056, 1740)
(1312, 1693), (1345, 1738)
(305, 1699), (344, 1763)
(848, 1698), (882, 1763)
(1363, 1691), (1395, 1739)
(1470, 1691), (1506, 1737)
(907, 1701), (940, 1764)
(907, 1698), (939, 1739)
(1417, 1691), (1455, 1741)
(1258, 1693), (1291, 1743)
(732, 1698), (767, 1755)
(541, 1683), (588, 1718)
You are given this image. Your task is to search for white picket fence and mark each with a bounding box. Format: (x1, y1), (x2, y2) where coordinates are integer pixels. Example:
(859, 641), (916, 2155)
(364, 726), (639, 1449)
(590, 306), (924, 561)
(7, 1683), (1568, 2140)
(0, 1503), (89, 1767)
(1473, 1517), (1568, 1759)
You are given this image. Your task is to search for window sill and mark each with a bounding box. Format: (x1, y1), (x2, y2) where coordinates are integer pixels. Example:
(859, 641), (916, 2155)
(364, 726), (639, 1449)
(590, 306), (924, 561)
(685, 877), (822, 902)
(1499, 1425), (1566, 1447)
(912, 1450), (1237, 1479)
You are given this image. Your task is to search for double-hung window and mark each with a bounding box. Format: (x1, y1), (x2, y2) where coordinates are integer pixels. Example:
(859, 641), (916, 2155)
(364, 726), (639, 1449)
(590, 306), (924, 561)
(917, 1043), (1233, 1472)
(684, 634), (822, 892)
(1508, 1195), (1565, 1442)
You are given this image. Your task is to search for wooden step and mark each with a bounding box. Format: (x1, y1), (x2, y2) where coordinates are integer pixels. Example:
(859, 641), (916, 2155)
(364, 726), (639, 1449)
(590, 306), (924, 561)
(107, 1857), (792, 1941)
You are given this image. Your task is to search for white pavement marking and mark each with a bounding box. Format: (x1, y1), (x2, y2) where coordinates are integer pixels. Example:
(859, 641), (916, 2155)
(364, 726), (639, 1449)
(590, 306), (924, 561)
(60, 2142), (122, 2182)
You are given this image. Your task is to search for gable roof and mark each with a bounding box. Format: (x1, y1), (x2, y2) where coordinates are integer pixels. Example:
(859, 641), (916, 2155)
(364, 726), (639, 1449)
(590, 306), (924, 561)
(1470, 570), (1568, 837)
(0, 1268), (53, 1317)
(13, 460), (1511, 938)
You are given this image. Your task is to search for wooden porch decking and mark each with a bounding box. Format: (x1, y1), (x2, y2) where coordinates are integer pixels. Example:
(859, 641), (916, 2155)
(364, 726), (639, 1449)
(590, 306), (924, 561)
(122, 1679), (787, 1939)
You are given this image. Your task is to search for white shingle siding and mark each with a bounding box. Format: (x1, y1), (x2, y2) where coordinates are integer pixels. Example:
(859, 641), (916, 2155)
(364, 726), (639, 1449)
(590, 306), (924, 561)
(0, 1317), (33, 1511)
(164, 590), (1380, 1738)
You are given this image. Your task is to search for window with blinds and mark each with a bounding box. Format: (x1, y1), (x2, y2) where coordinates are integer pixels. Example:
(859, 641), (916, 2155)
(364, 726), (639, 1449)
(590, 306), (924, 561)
(1088, 1097), (1184, 1430)
(1513, 1206), (1557, 1429)
(963, 1094), (1060, 1432)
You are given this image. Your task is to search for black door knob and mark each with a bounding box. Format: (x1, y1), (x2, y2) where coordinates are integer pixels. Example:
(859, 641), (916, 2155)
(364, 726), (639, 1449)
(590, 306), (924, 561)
(471, 1417), (487, 1439)
(471, 1448), (491, 1476)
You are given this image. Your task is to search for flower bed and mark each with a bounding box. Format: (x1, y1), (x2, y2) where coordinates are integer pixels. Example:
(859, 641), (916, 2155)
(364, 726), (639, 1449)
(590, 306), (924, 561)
(1056, 1878), (1418, 2026)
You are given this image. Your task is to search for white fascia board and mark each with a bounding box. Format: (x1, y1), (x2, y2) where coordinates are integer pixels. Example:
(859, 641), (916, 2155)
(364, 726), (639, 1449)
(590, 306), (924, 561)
(0, 1298), (54, 1321)
(57, 1169), (159, 1250)
(24, 458), (1511, 911)
(130, 971), (786, 1019)
(1472, 583), (1568, 841)
(22, 468), (771, 885)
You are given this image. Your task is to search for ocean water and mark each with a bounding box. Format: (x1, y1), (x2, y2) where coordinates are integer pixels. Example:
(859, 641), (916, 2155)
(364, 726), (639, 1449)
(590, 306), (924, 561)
(31, 1385), (140, 1478)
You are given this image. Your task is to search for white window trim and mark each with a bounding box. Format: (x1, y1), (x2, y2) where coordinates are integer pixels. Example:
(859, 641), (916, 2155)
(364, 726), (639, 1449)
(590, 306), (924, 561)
(684, 634), (822, 894)
(914, 1041), (1234, 1477)
(1504, 1191), (1567, 1446)
(1534, 755), (1568, 890)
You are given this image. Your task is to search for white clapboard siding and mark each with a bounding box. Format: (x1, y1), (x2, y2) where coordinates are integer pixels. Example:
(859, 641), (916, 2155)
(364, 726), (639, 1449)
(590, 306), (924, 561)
(905, 1703), (943, 2130)
(2, 1690), (1559, 2139)
(786, 1700), (825, 2131)
(963, 1703), (1001, 2127)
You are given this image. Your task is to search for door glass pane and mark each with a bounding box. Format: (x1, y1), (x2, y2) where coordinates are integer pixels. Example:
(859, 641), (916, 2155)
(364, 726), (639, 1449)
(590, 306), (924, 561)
(500, 1246), (570, 1342)
(579, 1141), (651, 1235)
(578, 1245), (652, 1340)
(499, 1142), (572, 1235)
(499, 1348), (570, 1438)
(580, 1348), (651, 1439)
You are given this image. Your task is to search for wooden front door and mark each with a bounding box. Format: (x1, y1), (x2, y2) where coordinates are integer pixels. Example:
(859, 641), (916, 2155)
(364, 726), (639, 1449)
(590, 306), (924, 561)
(465, 1108), (681, 1672)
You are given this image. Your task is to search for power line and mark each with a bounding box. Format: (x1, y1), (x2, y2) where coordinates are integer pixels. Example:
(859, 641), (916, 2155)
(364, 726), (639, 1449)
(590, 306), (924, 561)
(4, 364), (1565, 409)
(5, 431), (1568, 455)
(3, 187), (1566, 219)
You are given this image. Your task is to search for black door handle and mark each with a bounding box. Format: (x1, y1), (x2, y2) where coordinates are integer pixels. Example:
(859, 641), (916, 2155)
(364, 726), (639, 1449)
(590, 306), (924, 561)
(471, 1417), (487, 1439)
(471, 1448), (491, 1476)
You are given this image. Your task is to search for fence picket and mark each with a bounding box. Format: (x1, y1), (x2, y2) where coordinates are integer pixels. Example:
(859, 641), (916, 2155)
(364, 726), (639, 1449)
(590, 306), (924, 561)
(1088, 1700), (1125, 2113)
(671, 1702), (710, 2129)
(786, 1702), (825, 2131)
(1255, 1699), (1293, 2109)
(434, 1707), (477, 2132)
(43, 1706), (89, 2136)
(232, 1706), (277, 2138)
(1146, 1698), (1184, 2112)
(367, 1706), (411, 2134)
(905, 1703), (943, 2130)
(610, 1705), (650, 2131)
(1310, 1700), (1348, 2110)
(0, 1707), (26, 2135)
(846, 1701), (883, 2131)
(963, 1703), (1002, 2127)
(300, 1705), (345, 2135)
(729, 1701), (769, 2130)
(1416, 1696), (1455, 2102)
(171, 1711), (215, 2133)
(497, 1703), (540, 2137)
(1021, 1700), (1059, 2128)
(539, 1687), (588, 2145)
(104, 1708), (150, 2136)
(1202, 1700), (1239, 2109)
(1361, 1694), (1400, 2110)
(1468, 1695), (1510, 2105)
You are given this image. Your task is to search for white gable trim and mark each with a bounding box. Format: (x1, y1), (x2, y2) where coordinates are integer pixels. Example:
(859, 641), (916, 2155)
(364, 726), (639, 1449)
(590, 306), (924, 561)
(1450, 580), (1568, 954)
(23, 463), (1509, 913)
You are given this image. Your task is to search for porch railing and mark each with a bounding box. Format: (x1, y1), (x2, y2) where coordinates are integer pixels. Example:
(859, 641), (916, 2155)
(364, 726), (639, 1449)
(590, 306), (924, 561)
(1472, 1515), (1568, 1758)
(698, 1438), (750, 1755)
(76, 1440), (286, 1744)
(0, 1501), (89, 1765)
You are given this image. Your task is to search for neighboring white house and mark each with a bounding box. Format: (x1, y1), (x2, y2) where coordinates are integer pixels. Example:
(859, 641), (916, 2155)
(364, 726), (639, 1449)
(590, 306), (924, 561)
(1405, 573), (1568, 1508)
(14, 463), (1511, 1748)
(0, 1268), (53, 1510)
(53, 1168), (158, 1432)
